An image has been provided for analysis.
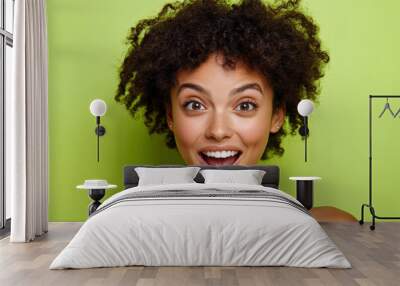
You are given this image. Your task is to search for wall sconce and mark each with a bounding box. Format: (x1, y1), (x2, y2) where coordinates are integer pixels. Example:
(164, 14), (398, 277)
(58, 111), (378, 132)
(297, 99), (314, 162)
(89, 99), (107, 162)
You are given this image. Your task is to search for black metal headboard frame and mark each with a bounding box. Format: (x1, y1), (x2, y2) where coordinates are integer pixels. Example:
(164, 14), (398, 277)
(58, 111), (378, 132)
(123, 165), (280, 189)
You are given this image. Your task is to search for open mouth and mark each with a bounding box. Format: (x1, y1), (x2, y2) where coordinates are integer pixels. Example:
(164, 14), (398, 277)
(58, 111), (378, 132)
(199, 150), (242, 166)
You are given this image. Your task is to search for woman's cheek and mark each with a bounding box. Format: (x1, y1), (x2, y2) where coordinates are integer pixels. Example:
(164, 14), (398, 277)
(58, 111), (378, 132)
(173, 113), (207, 146)
(231, 114), (270, 146)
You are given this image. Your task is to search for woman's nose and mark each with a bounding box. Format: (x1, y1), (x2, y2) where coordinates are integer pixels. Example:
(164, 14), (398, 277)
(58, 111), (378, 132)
(204, 111), (234, 141)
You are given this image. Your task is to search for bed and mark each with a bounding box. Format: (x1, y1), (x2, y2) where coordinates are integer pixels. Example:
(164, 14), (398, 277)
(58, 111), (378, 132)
(50, 165), (350, 269)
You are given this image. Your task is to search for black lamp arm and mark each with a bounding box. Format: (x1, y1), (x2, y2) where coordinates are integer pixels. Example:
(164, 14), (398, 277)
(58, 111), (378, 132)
(298, 116), (309, 162)
(94, 116), (106, 162)
(304, 116), (307, 162)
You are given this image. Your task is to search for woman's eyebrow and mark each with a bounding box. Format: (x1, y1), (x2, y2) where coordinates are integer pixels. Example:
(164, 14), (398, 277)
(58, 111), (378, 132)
(176, 83), (210, 97)
(229, 83), (264, 96)
(176, 82), (263, 97)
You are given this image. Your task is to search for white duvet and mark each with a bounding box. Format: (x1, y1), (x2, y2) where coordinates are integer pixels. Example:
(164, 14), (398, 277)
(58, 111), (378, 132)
(50, 183), (351, 269)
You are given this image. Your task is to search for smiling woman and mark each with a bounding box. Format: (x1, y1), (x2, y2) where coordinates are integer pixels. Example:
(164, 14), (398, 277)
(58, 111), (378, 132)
(115, 0), (329, 165)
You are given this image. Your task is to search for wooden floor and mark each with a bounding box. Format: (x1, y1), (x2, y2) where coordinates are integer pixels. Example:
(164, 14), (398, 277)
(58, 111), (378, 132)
(0, 222), (399, 286)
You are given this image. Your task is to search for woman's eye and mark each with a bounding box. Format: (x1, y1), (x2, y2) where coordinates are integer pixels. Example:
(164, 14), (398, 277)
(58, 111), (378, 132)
(235, 101), (257, 112)
(184, 100), (205, 111)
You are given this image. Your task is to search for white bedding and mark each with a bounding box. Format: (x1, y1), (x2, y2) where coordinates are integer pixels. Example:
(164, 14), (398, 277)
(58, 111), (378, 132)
(50, 183), (351, 269)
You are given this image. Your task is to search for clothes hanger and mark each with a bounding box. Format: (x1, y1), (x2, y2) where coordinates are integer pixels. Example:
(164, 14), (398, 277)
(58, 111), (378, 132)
(394, 106), (400, 118)
(378, 97), (395, 118)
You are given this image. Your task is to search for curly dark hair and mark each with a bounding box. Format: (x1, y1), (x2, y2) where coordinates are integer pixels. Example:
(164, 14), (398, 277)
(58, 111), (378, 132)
(115, 0), (329, 160)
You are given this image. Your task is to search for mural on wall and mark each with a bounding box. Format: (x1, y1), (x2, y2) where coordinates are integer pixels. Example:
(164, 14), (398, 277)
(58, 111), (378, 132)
(46, 0), (400, 221)
(114, 0), (329, 165)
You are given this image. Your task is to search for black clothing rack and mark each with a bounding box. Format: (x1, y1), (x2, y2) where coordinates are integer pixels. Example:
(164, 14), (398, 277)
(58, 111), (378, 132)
(360, 95), (400, 230)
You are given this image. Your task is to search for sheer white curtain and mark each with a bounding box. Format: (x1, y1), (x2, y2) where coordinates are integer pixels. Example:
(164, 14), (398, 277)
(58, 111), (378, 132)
(8, 0), (49, 242)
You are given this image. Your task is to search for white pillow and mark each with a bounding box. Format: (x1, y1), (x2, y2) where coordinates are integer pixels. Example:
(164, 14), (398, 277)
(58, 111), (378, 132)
(135, 167), (201, 186)
(200, 169), (266, 185)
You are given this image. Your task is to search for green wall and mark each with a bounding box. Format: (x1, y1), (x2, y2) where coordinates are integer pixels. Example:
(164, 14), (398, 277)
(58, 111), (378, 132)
(47, 0), (400, 221)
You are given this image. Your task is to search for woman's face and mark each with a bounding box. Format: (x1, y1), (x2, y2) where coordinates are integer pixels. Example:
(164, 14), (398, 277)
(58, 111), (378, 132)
(167, 54), (285, 166)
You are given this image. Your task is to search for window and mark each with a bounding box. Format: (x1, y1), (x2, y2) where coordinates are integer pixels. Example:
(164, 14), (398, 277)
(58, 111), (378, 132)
(1, 0), (14, 234)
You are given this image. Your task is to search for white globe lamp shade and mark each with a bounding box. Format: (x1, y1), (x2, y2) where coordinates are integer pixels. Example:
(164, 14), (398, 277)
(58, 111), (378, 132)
(90, 99), (107, 117)
(297, 99), (314, 117)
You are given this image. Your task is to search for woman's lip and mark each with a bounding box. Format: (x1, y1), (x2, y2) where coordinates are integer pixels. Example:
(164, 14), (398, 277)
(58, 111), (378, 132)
(197, 151), (242, 165)
(198, 146), (242, 152)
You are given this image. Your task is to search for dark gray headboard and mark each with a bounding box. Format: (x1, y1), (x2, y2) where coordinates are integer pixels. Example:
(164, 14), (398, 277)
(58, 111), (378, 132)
(123, 165), (280, 189)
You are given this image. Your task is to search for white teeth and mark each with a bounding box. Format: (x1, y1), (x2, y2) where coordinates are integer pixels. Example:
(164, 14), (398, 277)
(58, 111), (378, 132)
(202, 150), (239, 158)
